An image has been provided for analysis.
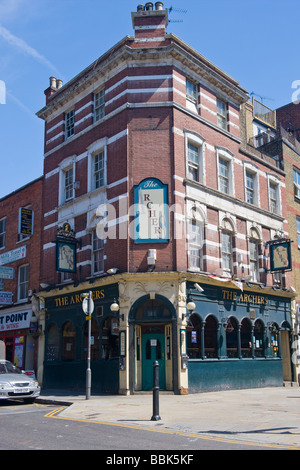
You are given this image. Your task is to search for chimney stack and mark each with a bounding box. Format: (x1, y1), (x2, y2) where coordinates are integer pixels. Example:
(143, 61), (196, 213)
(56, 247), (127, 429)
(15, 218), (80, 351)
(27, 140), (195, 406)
(132, 2), (168, 43)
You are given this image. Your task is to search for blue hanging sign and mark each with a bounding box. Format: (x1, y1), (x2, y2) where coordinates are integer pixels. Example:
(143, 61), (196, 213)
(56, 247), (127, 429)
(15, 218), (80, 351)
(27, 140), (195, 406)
(134, 178), (169, 243)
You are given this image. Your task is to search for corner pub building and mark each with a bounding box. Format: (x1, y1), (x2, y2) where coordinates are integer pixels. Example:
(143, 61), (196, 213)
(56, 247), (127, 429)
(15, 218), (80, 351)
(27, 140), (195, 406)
(35, 3), (295, 394)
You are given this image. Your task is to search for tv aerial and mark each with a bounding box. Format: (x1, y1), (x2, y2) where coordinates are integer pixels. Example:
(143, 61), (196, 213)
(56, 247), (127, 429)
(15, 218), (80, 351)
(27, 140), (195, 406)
(168, 5), (187, 23)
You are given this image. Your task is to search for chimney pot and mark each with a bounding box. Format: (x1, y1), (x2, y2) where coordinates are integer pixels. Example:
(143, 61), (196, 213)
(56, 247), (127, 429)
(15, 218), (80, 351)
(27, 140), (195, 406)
(56, 79), (63, 89)
(155, 1), (163, 9)
(137, 4), (144, 11)
(49, 76), (57, 88)
(145, 2), (153, 10)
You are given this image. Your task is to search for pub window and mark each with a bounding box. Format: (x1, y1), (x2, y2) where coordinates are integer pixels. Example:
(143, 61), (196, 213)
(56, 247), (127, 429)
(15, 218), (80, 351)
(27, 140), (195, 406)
(94, 88), (105, 122)
(187, 313), (202, 359)
(62, 321), (76, 361)
(101, 316), (119, 360)
(254, 319), (264, 357)
(84, 318), (100, 361)
(92, 229), (104, 274)
(241, 318), (252, 358)
(204, 315), (218, 358)
(65, 109), (75, 139)
(226, 316), (239, 358)
(46, 323), (59, 361)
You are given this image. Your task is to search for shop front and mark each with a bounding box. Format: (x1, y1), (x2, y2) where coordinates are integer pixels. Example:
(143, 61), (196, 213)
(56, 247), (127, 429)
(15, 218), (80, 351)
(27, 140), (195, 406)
(185, 280), (294, 392)
(42, 282), (120, 393)
(0, 306), (35, 370)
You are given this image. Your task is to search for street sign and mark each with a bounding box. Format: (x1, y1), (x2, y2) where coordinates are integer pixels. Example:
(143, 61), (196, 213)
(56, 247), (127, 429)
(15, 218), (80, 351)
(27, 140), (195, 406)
(0, 267), (14, 280)
(82, 297), (94, 315)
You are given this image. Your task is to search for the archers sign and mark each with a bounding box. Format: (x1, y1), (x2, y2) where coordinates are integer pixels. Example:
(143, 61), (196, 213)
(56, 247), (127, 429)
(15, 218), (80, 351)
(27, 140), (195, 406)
(53, 288), (105, 308)
(222, 290), (268, 306)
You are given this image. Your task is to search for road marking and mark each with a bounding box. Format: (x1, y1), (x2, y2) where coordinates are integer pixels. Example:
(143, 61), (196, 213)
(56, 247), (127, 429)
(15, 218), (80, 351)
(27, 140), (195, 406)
(45, 408), (300, 450)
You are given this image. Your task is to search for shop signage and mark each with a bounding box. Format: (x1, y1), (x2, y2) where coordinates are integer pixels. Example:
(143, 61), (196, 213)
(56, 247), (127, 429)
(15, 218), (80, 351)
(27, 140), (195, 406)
(134, 178), (169, 243)
(0, 267), (14, 280)
(0, 310), (32, 331)
(0, 292), (13, 305)
(19, 207), (34, 236)
(0, 246), (26, 266)
(268, 238), (292, 272)
(222, 289), (268, 306)
(52, 288), (105, 308)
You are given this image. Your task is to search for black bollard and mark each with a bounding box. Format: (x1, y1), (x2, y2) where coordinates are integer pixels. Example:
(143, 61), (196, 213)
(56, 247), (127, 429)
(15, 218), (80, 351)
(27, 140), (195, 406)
(151, 360), (161, 421)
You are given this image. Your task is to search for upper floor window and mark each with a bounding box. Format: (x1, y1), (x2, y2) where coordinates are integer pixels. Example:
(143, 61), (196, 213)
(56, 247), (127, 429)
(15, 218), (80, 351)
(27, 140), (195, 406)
(222, 231), (233, 275)
(217, 149), (234, 196)
(0, 218), (6, 249)
(186, 79), (197, 103)
(185, 133), (205, 184)
(64, 167), (74, 202)
(186, 78), (198, 113)
(219, 158), (229, 193)
(93, 151), (105, 189)
(217, 98), (227, 130)
(65, 109), (75, 139)
(187, 219), (203, 270)
(18, 264), (29, 301)
(187, 142), (200, 182)
(297, 216), (300, 247)
(293, 167), (300, 199)
(249, 240), (259, 282)
(268, 179), (281, 214)
(94, 89), (105, 122)
(92, 229), (104, 274)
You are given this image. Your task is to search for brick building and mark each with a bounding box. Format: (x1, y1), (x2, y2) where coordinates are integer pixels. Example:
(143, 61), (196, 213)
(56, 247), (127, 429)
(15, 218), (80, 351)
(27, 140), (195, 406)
(35, 3), (295, 393)
(0, 177), (43, 374)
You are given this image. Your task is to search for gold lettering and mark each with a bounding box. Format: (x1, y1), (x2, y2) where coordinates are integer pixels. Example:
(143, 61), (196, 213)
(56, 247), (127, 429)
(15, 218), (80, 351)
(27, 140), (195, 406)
(54, 298), (61, 307)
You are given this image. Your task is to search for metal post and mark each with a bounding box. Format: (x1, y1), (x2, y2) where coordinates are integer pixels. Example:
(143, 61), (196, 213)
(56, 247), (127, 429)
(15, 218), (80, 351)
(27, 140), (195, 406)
(151, 360), (161, 421)
(86, 291), (92, 400)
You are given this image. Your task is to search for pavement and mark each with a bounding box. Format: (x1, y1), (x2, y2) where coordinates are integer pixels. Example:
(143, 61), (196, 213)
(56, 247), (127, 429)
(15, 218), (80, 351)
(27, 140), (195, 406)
(37, 385), (300, 450)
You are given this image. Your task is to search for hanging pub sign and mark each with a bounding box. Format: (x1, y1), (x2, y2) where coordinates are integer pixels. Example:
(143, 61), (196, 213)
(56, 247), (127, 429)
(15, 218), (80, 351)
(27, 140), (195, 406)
(134, 178), (169, 243)
(19, 207), (34, 236)
(55, 223), (78, 273)
(268, 238), (292, 272)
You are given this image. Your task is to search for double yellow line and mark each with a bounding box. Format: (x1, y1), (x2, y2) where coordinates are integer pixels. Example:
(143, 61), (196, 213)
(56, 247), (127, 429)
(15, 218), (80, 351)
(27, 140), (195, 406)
(44, 407), (299, 450)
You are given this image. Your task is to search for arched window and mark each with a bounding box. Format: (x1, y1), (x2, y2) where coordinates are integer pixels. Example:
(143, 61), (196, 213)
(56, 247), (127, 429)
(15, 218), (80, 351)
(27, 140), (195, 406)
(102, 316), (119, 360)
(84, 318), (100, 361)
(226, 316), (239, 358)
(270, 323), (280, 358)
(135, 299), (172, 321)
(204, 315), (218, 358)
(46, 323), (59, 361)
(62, 321), (76, 361)
(254, 319), (264, 357)
(241, 318), (252, 358)
(187, 313), (202, 358)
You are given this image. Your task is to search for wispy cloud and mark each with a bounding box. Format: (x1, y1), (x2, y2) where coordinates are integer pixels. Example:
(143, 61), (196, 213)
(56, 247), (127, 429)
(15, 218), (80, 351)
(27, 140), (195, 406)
(0, 23), (60, 75)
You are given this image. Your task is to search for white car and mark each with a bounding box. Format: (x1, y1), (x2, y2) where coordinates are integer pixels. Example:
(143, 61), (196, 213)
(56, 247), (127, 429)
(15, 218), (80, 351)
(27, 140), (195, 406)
(0, 360), (40, 403)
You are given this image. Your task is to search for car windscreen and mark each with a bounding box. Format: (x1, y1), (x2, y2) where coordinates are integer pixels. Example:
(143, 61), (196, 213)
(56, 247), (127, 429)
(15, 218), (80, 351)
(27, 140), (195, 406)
(4, 362), (22, 374)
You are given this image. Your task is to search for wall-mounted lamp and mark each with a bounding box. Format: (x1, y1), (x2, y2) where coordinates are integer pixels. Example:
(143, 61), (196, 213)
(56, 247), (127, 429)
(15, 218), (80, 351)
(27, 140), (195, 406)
(107, 268), (119, 275)
(110, 299), (120, 312)
(182, 299), (196, 320)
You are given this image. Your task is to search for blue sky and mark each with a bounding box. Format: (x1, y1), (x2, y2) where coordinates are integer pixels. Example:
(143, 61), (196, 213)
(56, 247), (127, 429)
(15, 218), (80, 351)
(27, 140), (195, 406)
(0, 0), (299, 198)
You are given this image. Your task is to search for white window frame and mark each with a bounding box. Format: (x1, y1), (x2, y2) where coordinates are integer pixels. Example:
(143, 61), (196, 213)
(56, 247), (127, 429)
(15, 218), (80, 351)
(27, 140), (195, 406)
(0, 217), (6, 249)
(94, 88), (105, 122)
(268, 175), (281, 215)
(249, 239), (259, 282)
(217, 149), (234, 196)
(186, 78), (198, 113)
(92, 229), (104, 274)
(187, 219), (203, 271)
(217, 98), (227, 130)
(185, 132), (205, 184)
(244, 163), (259, 206)
(58, 157), (76, 205)
(221, 230), (233, 275)
(293, 167), (300, 199)
(87, 139), (107, 193)
(18, 264), (29, 302)
(297, 216), (300, 248)
(65, 109), (75, 140)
